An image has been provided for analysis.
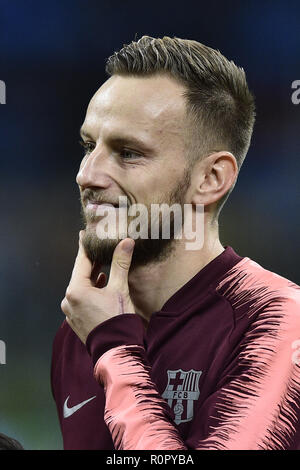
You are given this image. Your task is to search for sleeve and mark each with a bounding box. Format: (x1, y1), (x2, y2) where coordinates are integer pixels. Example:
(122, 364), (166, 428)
(86, 304), (300, 451)
(86, 314), (187, 450)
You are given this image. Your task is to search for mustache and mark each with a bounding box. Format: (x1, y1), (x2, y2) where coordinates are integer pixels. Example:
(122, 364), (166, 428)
(81, 189), (129, 208)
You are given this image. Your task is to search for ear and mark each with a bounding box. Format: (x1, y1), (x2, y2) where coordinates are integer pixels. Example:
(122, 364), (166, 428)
(190, 151), (238, 206)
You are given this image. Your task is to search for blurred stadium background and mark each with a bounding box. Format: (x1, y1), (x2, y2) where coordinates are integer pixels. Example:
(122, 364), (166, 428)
(0, 0), (299, 449)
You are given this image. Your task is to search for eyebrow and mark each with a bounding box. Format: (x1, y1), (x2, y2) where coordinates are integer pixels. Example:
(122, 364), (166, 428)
(79, 127), (155, 154)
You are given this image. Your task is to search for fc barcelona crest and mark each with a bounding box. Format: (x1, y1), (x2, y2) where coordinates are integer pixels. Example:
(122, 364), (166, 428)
(162, 369), (202, 425)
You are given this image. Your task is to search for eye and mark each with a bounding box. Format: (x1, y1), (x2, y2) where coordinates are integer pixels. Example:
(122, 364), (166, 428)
(120, 149), (142, 160)
(79, 140), (95, 155)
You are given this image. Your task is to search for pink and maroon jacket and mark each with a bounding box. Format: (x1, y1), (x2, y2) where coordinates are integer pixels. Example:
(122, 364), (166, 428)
(51, 246), (300, 450)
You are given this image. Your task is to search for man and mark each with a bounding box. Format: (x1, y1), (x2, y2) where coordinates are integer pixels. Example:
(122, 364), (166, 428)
(52, 36), (300, 450)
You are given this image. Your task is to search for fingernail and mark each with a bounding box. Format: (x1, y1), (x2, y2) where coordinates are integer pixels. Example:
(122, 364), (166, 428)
(123, 239), (134, 253)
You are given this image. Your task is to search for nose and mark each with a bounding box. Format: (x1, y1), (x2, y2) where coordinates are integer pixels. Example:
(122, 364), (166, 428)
(76, 146), (112, 190)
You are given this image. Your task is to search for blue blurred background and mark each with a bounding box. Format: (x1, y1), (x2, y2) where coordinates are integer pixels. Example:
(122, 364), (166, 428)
(0, 0), (299, 449)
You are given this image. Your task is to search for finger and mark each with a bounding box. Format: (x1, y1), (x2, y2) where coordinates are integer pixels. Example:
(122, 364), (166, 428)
(95, 272), (107, 289)
(91, 261), (103, 286)
(107, 238), (135, 290)
(70, 231), (92, 286)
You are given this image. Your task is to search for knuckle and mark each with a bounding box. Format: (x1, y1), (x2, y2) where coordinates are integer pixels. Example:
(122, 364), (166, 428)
(61, 298), (68, 314)
(115, 258), (130, 270)
(65, 286), (78, 303)
(60, 297), (70, 315)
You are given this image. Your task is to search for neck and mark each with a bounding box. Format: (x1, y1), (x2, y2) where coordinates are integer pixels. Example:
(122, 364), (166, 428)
(128, 222), (224, 326)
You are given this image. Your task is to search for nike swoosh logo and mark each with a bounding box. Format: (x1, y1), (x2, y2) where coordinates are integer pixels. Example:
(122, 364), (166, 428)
(63, 395), (96, 418)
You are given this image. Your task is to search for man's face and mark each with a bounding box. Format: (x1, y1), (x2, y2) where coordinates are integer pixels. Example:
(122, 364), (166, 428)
(77, 73), (192, 268)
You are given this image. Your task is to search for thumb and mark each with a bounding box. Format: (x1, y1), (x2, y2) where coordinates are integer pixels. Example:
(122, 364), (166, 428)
(70, 230), (93, 286)
(108, 238), (135, 290)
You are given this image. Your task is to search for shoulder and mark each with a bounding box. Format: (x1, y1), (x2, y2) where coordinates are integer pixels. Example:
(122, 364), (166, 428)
(216, 256), (300, 308)
(215, 256), (300, 342)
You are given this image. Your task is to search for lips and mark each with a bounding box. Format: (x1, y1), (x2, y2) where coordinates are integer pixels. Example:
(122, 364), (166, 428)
(87, 201), (119, 208)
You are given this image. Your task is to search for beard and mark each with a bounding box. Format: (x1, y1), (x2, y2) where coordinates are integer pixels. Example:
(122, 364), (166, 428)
(80, 167), (191, 270)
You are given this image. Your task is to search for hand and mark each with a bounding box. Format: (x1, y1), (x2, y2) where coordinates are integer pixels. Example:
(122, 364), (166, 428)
(61, 232), (136, 344)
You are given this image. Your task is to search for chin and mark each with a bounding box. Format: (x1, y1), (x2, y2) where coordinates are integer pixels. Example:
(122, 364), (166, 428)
(82, 220), (178, 269)
(82, 229), (120, 266)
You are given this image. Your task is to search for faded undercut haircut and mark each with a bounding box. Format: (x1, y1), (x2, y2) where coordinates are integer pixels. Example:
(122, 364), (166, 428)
(105, 36), (256, 215)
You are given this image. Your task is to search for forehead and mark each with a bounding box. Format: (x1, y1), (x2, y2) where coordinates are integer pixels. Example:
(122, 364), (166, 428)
(82, 74), (187, 140)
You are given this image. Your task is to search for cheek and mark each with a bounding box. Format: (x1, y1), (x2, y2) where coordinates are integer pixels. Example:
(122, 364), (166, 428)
(124, 159), (187, 202)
